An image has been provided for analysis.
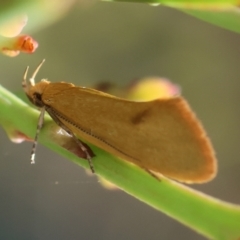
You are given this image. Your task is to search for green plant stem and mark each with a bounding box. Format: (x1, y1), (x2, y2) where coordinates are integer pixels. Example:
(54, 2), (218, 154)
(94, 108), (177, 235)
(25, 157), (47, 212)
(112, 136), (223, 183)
(1, 84), (240, 239)
(183, 9), (240, 34)
(106, 0), (238, 5)
(104, 1), (240, 34)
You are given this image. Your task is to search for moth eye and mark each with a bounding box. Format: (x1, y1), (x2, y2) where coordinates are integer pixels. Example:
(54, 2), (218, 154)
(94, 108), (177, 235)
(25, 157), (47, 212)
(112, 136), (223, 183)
(33, 92), (42, 101)
(32, 92), (44, 107)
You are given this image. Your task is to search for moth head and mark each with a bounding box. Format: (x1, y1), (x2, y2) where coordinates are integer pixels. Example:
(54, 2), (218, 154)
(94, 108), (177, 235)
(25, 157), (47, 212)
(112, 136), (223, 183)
(22, 59), (50, 107)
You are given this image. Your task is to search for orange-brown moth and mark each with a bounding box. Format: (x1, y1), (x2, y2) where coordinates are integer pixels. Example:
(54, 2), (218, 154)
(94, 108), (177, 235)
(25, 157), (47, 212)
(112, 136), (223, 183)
(23, 60), (217, 183)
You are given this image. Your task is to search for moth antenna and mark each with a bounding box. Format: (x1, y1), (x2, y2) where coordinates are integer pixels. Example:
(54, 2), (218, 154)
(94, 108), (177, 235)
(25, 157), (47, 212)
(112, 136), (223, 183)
(29, 59), (46, 86)
(31, 107), (45, 164)
(22, 66), (29, 93)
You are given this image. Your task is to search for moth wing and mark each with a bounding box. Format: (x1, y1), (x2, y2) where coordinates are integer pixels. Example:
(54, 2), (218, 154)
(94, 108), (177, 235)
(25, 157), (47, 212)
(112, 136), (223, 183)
(42, 84), (216, 183)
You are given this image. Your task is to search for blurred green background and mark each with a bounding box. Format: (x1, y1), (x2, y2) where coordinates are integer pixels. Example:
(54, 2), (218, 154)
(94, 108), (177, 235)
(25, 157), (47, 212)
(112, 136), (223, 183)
(0, 2), (240, 240)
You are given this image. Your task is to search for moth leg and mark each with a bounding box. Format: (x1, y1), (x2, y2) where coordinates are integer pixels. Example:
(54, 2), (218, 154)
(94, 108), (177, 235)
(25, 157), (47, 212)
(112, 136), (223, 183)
(46, 108), (95, 173)
(31, 107), (46, 164)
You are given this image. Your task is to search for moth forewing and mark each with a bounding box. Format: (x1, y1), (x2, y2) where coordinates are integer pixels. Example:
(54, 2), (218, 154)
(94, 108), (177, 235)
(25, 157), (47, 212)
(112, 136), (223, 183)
(42, 85), (216, 183)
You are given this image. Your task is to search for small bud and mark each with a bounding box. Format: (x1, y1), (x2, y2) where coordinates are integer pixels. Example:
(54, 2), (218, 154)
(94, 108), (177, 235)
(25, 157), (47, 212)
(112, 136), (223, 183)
(1, 35), (38, 57)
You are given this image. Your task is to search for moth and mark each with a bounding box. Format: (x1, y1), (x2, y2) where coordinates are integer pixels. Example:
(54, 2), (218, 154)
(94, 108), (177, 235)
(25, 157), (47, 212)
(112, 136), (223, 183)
(22, 60), (217, 183)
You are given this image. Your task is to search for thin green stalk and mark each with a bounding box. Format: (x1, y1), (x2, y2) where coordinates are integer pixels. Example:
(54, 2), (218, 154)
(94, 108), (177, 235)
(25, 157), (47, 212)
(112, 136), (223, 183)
(1, 84), (240, 240)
